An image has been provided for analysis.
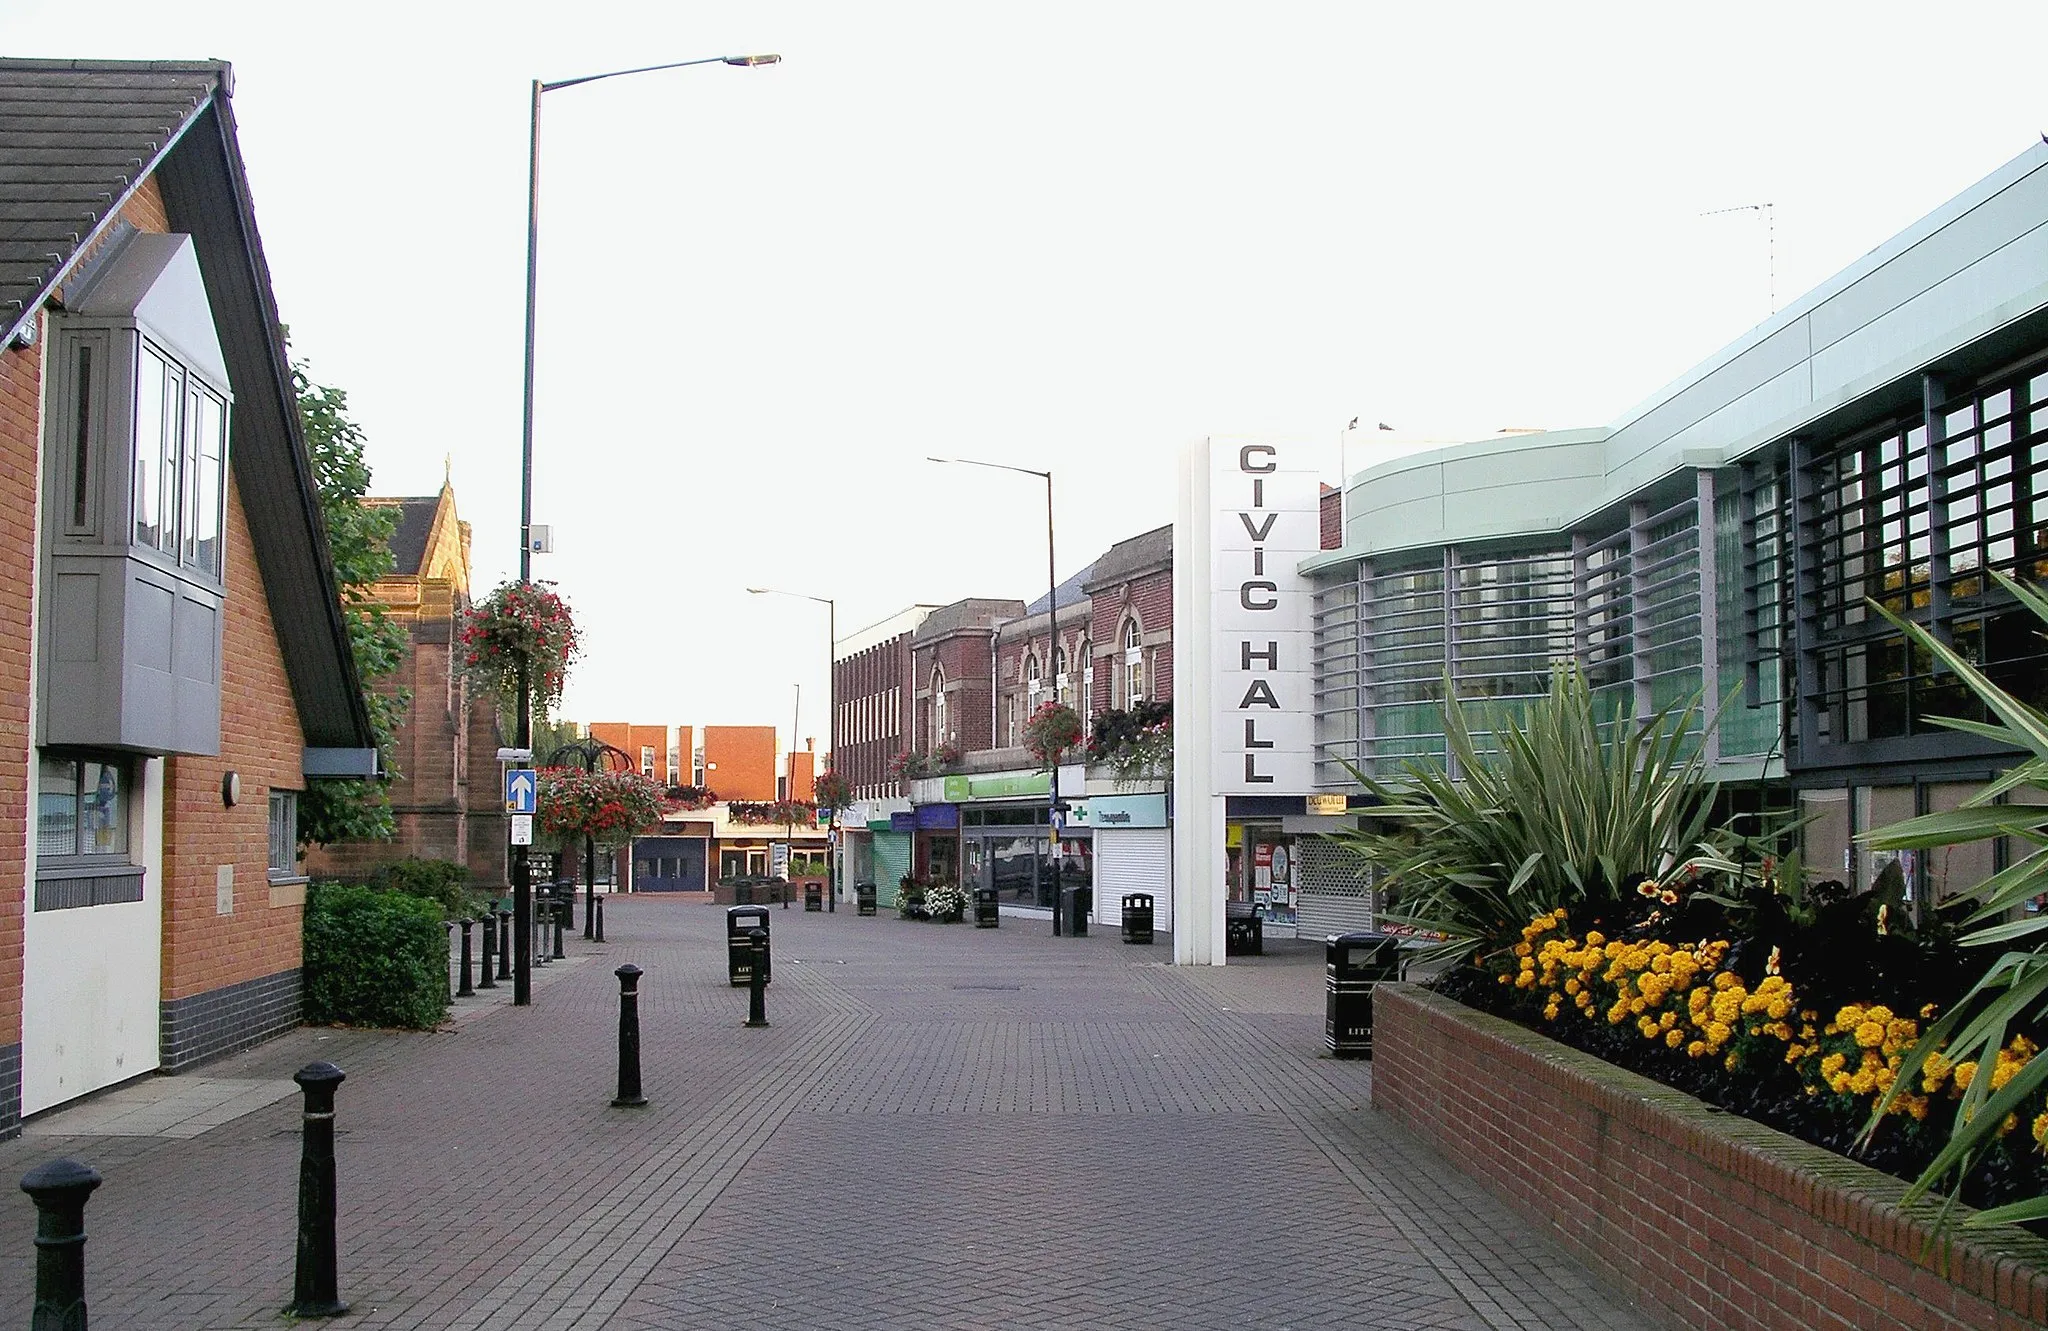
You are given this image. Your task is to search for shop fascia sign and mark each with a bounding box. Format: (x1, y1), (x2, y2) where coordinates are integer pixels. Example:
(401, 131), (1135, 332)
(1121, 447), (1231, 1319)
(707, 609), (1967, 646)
(1065, 794), (1168, 829)
(1212, 441), (1317, 792)
(943, 772), (1050, 801)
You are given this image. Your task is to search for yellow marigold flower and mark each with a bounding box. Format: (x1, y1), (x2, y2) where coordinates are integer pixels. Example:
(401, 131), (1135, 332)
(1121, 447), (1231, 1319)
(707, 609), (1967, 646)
(2002, 1113), (2021, 1136)
(1865, 1005), (1893, 1026)
(1992, 1057), (2028, 1092)
(1585, 931), (1605, 947)
(1564, 978), (1581, 996)
(1497, 974), (1512, 985)
(1707, 1021), (1731, 1045)
(1725, 1053), (1740, 1072)
(1854, 1022), (1885, 1049)
(1954, 1061), (1978, 1091)
(1848, 1069), (1878, 1095)
(1820, 1052), (1847, 1076)
(1835, 1005), (1866, 1030)
(2033, 1112), (2048, 1147)
(1666, 1029), (1684, 1049)
(1766, 999), (1791, 1021)
(1686, 1040), (1706, 1058)
(1514, 942), (1532, 957)
(1920, 1003), (1939, 1019)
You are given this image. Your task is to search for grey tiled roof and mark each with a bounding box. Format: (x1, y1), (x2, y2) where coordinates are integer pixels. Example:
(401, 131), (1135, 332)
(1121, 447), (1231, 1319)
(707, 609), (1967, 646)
(382, 496), (441, 576)
(1082, 524), (1171, 592)
(0, 58), (225, 340)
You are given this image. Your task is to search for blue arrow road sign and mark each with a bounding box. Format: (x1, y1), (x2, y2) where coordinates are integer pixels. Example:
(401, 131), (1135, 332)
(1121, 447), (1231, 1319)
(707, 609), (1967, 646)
(505, 769), (537, 815)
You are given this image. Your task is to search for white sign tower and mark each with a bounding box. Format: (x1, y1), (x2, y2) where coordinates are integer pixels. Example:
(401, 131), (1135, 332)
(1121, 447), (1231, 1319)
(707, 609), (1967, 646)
(1172, 437), (1321, 964)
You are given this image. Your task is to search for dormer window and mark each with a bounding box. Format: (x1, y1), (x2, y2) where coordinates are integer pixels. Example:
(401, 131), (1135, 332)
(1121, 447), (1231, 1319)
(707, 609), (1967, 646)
(38, 228), (232, 756)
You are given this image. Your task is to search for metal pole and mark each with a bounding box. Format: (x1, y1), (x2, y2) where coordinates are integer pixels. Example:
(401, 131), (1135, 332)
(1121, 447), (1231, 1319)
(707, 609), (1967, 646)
(457, 918), (475, 996)
(745, 930), (769, 1027)
(826, 598), (836, 910)
(20, 1158), (101, 1330)
(496, 907), (512, 981)
(584, 744), (598, 939)
(1046, 469), (1060, 937)
(290, 1063), (348, 1318)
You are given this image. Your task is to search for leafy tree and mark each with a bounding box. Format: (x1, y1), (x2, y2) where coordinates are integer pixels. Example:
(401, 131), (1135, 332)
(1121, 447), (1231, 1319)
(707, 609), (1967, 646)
(294, 362), (410, 846)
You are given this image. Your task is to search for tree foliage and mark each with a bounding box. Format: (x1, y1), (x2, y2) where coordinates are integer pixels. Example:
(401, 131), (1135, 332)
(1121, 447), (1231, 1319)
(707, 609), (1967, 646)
(294, 362), (409, 846)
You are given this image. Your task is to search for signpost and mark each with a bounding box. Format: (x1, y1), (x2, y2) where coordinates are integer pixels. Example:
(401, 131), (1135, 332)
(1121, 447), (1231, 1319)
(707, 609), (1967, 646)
(504, 769), (537, 816)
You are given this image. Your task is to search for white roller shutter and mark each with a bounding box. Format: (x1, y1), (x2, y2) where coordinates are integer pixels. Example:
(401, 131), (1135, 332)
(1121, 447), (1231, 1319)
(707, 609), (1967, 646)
(1296, 835), (1375, 939)
(1095, 829), (1171, 933)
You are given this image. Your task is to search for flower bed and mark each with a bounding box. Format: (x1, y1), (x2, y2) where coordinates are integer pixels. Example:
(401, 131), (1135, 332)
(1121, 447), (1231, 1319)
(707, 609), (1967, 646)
(1373, 983), (2048, 1331)
(1462, 909), (2048, 1210)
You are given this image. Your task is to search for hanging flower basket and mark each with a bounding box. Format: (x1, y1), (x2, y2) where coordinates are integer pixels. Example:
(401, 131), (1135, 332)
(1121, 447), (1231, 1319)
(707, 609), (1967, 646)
(536, 767), (671, 844)
(460, 581), (579, 716)
(813, 769), (853, 812)
(1023, 701), (1083, 767)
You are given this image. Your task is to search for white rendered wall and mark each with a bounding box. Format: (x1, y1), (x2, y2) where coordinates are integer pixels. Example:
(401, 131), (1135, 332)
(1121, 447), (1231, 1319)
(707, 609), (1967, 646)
(21, 756), (164, 1115)
(1173, 438), (1224, 964)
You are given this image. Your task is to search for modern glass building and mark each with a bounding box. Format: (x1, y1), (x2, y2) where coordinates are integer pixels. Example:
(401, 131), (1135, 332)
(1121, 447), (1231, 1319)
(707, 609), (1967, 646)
(1307, 140), (2048, 907)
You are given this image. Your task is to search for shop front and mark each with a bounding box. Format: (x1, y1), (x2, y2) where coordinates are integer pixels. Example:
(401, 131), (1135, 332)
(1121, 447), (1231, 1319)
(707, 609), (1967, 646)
(1071, 793), (1171, 931)
(942, 771), (1091, 916)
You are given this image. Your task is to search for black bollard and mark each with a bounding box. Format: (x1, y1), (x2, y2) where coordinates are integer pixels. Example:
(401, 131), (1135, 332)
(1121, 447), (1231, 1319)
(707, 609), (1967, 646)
(477, 909), (496, 990)
(595, 893), (606, 943)
(21, 1158), (102, 1330)
(290, 1062), (348, 1318)
(612, 964), (647, 1108)
(552, 896), (565, 960)
(534, 899), (550, 968)
(456, 918), (475, 998)
(745, 929), (769, 1028)
(496, 908), (512, 982)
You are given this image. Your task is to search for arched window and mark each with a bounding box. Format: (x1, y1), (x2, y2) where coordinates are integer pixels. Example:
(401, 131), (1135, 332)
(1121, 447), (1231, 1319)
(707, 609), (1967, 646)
(1078, 638), (1094, 730)
(929, 666), (948, 750)
(1120, 618), (1144, 708)
(1053, 645), (1071, 709)
(1025, 651), (1043, 710)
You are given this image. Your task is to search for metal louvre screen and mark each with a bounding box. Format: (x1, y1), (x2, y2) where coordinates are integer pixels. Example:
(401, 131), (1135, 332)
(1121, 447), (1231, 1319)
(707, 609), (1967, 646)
(1296, 835), (1374, 937)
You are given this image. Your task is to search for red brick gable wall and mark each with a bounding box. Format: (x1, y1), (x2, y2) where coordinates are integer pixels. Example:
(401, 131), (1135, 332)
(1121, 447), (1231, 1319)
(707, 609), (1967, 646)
(161, 477), (309, 1002)
(911, 633), (996, 753)
(1087, 568), (1172, 715)
(0, 335), (39, 1050)
(1320, 484), (1341, 550)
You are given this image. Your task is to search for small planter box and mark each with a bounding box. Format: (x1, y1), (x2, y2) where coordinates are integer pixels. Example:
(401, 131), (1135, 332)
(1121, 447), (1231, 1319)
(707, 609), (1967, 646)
(1372, 983), (2048, 1331)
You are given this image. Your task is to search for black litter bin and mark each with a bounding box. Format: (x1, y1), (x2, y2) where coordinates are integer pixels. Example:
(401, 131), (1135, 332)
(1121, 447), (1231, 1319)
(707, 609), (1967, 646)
(1061, 887), (1091, 937)
(1121, 893), (1154, 945)
(1224, 903), (1263, 956)
(1325, 932), (1402, 1057)
(855, 882), (877, 916)
(804, 883), (823, 911)
(551, 881), (576, 927)
(973, 887), (1000, 928)
(727, 905), (771, 986)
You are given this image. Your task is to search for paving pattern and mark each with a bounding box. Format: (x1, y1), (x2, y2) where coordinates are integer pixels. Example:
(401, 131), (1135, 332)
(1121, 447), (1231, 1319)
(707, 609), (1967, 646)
(0, 899), (1655, 1330)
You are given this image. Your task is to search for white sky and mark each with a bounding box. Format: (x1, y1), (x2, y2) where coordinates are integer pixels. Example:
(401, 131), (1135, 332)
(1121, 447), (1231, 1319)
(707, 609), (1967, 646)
(10, 1), (2048, 750)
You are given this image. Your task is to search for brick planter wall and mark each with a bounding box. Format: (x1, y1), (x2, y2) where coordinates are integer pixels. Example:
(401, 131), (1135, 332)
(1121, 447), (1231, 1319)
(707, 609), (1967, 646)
(1372, 984), (2048, 1331)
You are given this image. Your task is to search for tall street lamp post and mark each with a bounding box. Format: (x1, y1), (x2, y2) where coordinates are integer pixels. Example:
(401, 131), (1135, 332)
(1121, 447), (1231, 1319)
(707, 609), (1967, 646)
(748, 587), (836, 911)
(928, 457), (1060, 935)
(514, 52), (779, 1004)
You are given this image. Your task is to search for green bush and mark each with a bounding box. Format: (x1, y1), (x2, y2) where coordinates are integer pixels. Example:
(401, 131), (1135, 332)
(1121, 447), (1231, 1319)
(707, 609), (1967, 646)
(303, 882), (449, 1029)
(372, 857), (471, 916)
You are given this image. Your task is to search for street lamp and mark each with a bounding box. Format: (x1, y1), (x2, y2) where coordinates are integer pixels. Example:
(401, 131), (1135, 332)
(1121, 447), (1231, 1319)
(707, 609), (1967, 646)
(927, 456), (1062, 936)
(748, 586), (836, 911)
(513, 51), (781, 1004)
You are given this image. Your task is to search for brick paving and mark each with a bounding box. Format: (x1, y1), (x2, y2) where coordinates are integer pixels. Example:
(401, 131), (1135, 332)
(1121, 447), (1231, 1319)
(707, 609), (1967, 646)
(0, 899), (1654, 1329)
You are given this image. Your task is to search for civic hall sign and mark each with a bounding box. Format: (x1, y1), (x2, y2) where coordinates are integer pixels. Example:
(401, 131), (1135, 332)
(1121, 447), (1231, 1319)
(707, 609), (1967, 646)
(1172, 436), (1321, 964)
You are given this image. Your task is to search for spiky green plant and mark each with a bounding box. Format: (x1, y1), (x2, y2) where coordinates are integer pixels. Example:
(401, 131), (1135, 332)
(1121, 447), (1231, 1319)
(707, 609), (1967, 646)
(1859, 570), (2048, 1228)
(1325, 664), (1742, 966)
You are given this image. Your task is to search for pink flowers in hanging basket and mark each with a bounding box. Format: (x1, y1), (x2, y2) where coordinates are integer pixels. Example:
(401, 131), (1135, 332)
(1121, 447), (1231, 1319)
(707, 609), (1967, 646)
(460, 581), (579, 716)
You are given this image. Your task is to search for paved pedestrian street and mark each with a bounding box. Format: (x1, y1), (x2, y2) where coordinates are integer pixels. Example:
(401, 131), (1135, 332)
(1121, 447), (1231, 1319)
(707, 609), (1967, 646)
(1, 899), (1654, 1329)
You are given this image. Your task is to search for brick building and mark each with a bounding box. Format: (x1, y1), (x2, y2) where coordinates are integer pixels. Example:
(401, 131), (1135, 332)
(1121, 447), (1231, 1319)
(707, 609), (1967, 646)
(0, 61), (378, 1133)
(589, 721), (685, 784)
(909, 599), (1024, 757)
(302, 477), (506, 886)
(831, 606), (932, 803)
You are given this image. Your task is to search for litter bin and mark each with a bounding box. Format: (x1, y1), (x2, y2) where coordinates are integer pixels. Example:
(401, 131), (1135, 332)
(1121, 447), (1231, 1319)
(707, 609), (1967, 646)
(1325, 932), (1402, 1057)
(804, 883), (823, 912)
(727, 905), (771, 986)
(973, 887), (1000, 928)
(733, 879), (755, 906)
(1224, 903), (1263, 956)
(855, 882), (877, 916)
(1061, 886), (1091, 937)
(551, 881), (576, 927)
(1121, 893), (1154, 945)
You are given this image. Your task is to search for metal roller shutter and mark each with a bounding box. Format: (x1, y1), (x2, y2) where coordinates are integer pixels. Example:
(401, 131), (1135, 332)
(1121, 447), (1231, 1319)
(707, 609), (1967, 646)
(1296, 835), (1374, 938)
(872, 832), (912, 908)
(1095, 829), (1171, 932)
